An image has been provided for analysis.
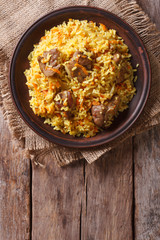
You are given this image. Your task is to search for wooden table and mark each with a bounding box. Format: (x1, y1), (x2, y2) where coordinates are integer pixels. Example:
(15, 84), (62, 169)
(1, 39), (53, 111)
(0, 1), (160, 239)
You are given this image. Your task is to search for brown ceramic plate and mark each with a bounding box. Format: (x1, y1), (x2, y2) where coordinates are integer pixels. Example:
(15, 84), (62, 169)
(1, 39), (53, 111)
(10, 6), (151, 148)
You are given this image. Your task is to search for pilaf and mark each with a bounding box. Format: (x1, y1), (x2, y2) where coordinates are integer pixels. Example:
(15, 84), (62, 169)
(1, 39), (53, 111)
(24, 19), (137, 137)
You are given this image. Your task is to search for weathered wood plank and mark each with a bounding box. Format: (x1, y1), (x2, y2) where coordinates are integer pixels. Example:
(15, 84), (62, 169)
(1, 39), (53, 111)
(134, 126), (160, 240)
(32, 158), (84, 240)
(82, 138), (133, 240)
(0, 110), (30, 240)
(134, 1), (160, 239)
(32, 138), (133, 240)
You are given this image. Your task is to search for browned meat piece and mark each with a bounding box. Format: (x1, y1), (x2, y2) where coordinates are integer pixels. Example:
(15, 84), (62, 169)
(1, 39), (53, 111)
(116, 72), (124, 83)
(37, 48), (61, 77)
(92, 95), (120, 128)
(63, 111), (73, 119)
(73, 51), (92, 70)
(55, 90), (74, 108)
(38, 56), (60, 77)
(116, 66), (128, 83)
(65, 51), (92, 83)
(113, 52), (121, 64)
(65, 61), (87, 83)
(91, 105), (106, 127)
(43, 48), (59, 67)
(55, 91), (74, 119)
(104, 95), (120, 123)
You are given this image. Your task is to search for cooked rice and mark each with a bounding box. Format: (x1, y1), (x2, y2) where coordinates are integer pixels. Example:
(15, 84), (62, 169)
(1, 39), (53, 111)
(24, 19), (136, 137)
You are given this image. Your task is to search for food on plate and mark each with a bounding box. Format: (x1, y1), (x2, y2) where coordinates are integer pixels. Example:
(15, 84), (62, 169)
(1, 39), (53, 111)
(65, 51), (92, 82)
(91, 94), (120, 128)
(24, 19), (136, 137)
(37, 48), (61, 77)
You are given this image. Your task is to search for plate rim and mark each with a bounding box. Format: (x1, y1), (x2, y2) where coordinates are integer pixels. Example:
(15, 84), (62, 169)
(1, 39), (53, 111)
(9, 5), (151, 148)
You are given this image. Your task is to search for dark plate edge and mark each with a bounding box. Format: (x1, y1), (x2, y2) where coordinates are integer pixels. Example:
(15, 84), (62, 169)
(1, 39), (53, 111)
(9, 6), (151, 149)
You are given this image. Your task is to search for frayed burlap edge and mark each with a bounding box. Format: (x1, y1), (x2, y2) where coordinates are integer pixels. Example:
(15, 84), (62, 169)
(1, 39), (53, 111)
(0, 0), (160, 166)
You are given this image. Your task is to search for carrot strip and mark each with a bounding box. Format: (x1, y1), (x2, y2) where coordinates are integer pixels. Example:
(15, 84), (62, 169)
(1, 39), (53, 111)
(49, 82), (53, 90)
(91, 81), (95, 85)
(75, 63), (88, 75)
(51, 28), (59, 33)
(76, 98), (80, 105)
(80, 103), (83, 110)
(63, 112), (68, 118)
(92, 101), (100, 106)
(33, 83), (37, 89)
(55, 81), (61, 88)
(35, 74), (41, 78)
(94, 65), (100, 70)
(100, 23), (107, 31)
(43, 90), (48, 96)
(46, 67), (61, 74)
(40, 36), (46, 41)
(109, 40), (119, 44)
(56, 113), (61, 118)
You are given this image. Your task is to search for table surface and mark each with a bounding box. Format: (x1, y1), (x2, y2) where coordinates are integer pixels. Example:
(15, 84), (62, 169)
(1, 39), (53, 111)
(0, 1), (160, 240)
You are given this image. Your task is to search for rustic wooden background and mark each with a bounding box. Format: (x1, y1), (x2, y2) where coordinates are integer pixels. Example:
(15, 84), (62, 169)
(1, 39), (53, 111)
(0, 0), (160, 239)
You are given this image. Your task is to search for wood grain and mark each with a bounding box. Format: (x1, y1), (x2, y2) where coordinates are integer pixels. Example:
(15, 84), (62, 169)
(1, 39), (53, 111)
(133, 1), (160, 239)
(134, 126), (160, 240)
(0, 110), (30, 240)
(32, 157), (84, 240)
(32, 138), (133, 240)
(82, 138), (133, 240)
(0, 1), (159, 240)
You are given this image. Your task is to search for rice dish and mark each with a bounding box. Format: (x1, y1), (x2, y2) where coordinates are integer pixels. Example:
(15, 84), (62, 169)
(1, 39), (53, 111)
(24, 19), (136, 137)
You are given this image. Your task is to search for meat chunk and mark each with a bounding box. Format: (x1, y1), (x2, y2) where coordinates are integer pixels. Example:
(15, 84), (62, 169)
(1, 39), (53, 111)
(43, 49), (59, 67)
(91, 105), (106, 127)
(55, 91), (74, 119)
(116, 65), (128, 83)
(73, 51), (92, 70)
(104, 95), (120, 122)
(113, 52), (121, 64)
(55, 90), (74, 109)
(65, 61), (87, 83)
(37, 48), (61, 77)
(65, 51), (92, 82)
(55, 90), (74, 119)
(92, 95), (120, 128)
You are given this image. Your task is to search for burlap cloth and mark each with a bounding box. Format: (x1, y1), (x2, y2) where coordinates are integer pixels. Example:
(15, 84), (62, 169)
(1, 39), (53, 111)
(0, 0), (160, 166)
